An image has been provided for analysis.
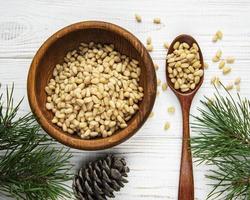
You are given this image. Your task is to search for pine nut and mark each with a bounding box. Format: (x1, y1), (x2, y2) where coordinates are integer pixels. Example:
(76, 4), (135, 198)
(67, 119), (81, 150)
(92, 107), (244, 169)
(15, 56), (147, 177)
(135, 14), (142, 22)
(167, 41), (202, 92)
(216, 50), (222, 59)
(167, 106), (175, 114)
(164, 122), (170, 130)
(219, 60), (225, 69)
(216, 30), (223, 40)
(45, 42), (143, 139)
(222, 66), (231, 75)
(212, 56), (220, 62)
(162, 83), (168, 91)
(226, 56), (235, 64)
(153, 18), (161, 24)
(173, 42), (180, 50)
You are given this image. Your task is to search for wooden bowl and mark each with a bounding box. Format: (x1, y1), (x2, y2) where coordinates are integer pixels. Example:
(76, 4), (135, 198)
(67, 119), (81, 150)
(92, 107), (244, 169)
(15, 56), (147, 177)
(27, 21), (157, 150)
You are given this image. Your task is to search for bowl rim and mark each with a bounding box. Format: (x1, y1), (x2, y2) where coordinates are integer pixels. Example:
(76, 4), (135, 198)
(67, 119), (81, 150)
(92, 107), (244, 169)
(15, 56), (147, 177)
(27, 21), (156, 150)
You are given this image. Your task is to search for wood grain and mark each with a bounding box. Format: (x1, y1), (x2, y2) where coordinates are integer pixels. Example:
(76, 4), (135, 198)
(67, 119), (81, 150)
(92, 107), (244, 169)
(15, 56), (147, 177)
(166, 35), (204, 200)
(27, 21), (157, 150)
(1, 0), (250, 199)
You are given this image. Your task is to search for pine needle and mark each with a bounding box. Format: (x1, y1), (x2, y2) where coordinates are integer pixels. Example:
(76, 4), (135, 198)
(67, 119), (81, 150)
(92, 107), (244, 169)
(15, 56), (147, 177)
(191, 85), (250, 199)
(0, 84), (73, 200)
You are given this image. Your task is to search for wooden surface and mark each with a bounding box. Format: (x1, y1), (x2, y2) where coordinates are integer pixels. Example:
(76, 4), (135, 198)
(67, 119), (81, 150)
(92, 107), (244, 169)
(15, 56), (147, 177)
(27, 21), (156, 150)
(1, 0), (250, 199)
(166, 35), (204, 200)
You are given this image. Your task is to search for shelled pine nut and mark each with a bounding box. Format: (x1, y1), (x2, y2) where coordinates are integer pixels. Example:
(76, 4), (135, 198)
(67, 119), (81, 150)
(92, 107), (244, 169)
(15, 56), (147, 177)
(167, 41), (203, 92)
(226, 56), (235, 64)
(219, 60), (225, 69)
(135, 14), (142, 22)
(162, 83), (168, 91)
(164, 122), (170, 130)
(45, 42), (144, 139)
(212, 30), (223, 42)
(167, 106), (175, 114)
(222, 66), (231, 75)
(153, 18), (161, 24)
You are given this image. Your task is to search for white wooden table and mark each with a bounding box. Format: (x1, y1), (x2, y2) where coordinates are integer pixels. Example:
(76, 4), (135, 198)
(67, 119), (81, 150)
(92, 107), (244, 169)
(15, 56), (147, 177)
(1, 0), (250, 199)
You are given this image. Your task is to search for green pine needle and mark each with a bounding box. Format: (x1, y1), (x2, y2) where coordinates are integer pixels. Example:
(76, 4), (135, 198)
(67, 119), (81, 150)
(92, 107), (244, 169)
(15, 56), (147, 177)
(191, 85), (250, 200)
(0, 84), (73, 200)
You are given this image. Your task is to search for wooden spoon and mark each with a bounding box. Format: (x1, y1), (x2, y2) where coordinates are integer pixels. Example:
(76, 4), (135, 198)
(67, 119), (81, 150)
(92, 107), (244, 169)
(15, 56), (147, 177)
(165, 34), (204, 200)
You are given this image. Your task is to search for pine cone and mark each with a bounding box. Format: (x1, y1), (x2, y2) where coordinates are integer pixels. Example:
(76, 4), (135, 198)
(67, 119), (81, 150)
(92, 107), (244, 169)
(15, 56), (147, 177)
(73, 155), (130, 200)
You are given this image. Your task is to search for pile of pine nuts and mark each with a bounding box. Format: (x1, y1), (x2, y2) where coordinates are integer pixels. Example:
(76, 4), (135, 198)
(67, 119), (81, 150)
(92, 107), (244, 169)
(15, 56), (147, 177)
(45, 42), (144, 139)
(167, 41), (203, 92)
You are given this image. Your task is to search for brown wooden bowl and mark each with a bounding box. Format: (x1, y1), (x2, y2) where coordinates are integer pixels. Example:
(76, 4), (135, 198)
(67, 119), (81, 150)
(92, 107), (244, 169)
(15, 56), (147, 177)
(27, 21), (157, 150)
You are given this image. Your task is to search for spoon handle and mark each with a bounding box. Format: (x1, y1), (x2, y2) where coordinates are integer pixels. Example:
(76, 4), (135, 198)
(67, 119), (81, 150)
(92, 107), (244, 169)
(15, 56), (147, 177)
(178, 98), (194, 200)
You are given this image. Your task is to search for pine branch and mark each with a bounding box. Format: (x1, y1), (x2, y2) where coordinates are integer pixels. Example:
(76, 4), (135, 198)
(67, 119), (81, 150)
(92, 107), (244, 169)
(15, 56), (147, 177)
(0, 84), (74, 200)
(191, 85), (250, 200)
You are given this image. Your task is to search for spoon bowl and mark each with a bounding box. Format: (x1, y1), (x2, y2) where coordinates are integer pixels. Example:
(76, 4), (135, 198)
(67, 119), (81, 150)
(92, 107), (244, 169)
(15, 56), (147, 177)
(165, 34), (204, 200)
(166, 34), (204, 98)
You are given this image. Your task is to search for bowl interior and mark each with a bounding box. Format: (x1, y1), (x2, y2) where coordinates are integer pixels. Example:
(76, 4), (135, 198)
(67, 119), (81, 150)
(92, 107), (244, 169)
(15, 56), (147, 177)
(30, 22), (156, 150)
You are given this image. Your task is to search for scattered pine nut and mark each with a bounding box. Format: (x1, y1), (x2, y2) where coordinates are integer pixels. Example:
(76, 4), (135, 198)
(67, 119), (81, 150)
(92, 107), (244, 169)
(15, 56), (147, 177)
(135, 14), (142, 22)
(212, 35), (218, 43)
(225, 83), (234, 91)
(226, 56), (235, 64)
(167, 106), (175, 114)
(146, 37), (152, 45)
(204, 62), (209, 69)
(157, 79), (161, 86)
(149, 112), (154, 118)
(163, 42), (169, 49)
(164, 122), (170, 130)
(216, 50), (222, 59)
(219, 60), (225, 69)
(211, 76), (220, 86)
(146, 44), (153, 52)
(154, 63), (159, 70)
(222, 66), (231, 75)
(212, 56), (220, 62)
(162, 83), (168, 91)
(216, 30), (223, 40)
(153, 18), (161, 24)
(234, 77), (241, 85)
(212, 50), (222, 63)
(236, 84), (240, 92)
(212, 30), (223, 42)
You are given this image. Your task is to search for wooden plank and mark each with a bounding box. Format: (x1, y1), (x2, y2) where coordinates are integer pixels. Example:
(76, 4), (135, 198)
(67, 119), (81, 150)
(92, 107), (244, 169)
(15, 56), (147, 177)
(0, 0), (250, 60)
